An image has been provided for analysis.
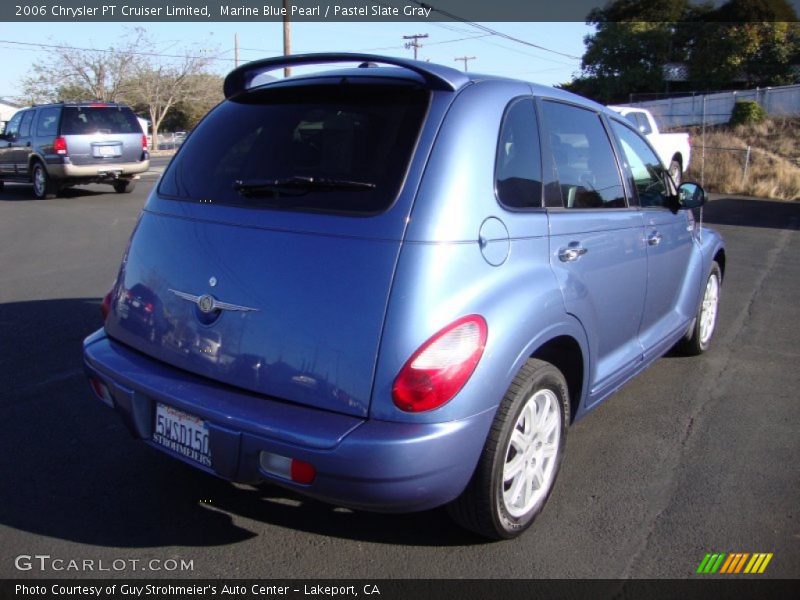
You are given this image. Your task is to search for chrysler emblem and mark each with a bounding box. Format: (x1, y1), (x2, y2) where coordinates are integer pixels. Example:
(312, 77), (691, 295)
(168, 289), (259, 313)
(197, 294), (216, 314)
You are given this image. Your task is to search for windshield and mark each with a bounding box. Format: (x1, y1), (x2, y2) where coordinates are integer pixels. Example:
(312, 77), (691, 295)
(158, 83), (429, 215)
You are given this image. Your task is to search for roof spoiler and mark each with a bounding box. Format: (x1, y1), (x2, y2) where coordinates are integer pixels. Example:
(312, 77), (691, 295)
(223, 53), (470, 98)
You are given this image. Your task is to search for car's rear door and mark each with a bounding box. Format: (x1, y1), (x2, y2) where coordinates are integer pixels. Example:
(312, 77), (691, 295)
(540, 99), (647, 406)
(59, 105), (143, 166)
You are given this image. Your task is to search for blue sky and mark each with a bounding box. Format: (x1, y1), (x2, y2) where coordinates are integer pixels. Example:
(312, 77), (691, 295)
(0, 21), (592, 99)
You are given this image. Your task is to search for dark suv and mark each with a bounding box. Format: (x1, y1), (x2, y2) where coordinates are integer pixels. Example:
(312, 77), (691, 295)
(0, 102), (149, 198)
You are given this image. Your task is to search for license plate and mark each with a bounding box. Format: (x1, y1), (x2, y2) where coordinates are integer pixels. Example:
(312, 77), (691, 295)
(153, 403), (211, 467)
(94, 145), (120, 157)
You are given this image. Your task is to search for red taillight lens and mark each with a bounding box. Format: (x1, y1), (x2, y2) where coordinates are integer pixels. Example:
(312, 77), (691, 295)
(141, 134), (148, 152)
(290, 459), (316, 484)
(144, 302), (154, 313)
(392, 315), (488, 412)
(53, 137), (67, 155)
(101, 289), (113, 322)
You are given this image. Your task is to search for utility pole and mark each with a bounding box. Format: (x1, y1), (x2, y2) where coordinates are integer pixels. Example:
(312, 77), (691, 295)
(234, 33), (240, 68)
(403, 34), (428, 60)
(454, 56), (476, 72)
(283, 0), (292, 77)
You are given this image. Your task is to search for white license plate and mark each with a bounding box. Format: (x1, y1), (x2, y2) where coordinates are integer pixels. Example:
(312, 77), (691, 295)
(95, 145), (120, 157)
(153, 403), (211, 467)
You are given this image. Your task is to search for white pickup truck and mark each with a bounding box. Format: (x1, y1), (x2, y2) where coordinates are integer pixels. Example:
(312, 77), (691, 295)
(608, 106), (692, 185)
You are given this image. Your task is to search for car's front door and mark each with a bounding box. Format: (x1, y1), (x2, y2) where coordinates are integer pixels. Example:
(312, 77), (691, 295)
(0, 111), (23, 177)
(11, 110), (35, 179)
(540, 100), (647, 407)
(609, 119), (700, 359)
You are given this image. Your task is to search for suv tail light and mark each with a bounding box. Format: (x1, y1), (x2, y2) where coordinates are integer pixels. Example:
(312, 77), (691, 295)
(141, 134), (148, 152)
(53, 137), (68, 155)
(392, 315), (488, 412)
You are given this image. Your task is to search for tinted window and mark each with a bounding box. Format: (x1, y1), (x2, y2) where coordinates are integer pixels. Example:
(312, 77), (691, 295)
(18, 111), (34, 137)
(36, 107), (61, 137)
(159, 84), (429, 215)
(4, 112), (22, 137)
(611, 120), (669, 208)
(541, 101), (626, 209)
(60, 107), (141, 135)
(495, 99), (542, 209)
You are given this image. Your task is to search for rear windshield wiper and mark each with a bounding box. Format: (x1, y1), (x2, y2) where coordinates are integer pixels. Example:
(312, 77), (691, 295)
(234, 176), (376, 196)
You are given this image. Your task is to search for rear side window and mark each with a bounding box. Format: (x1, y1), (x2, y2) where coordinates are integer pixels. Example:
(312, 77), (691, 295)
(36, 108), (61, 137)
(19, 111), (34, 137)
(495, 98), (542, 209)
(60, 107), (141, 135)
(159, 84), (429, 215)
(541, 101), (626, 209)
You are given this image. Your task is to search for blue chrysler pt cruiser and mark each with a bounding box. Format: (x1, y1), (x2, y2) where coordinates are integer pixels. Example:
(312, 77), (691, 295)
(83, 54), (725, 539)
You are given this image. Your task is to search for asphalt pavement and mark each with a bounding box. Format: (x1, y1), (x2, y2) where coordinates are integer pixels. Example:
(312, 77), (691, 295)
(0, 176), (798, 580)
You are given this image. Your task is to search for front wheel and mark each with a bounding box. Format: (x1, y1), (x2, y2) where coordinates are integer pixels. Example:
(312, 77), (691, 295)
(679, 262), (722, 355)
(448, 359), (569, 539)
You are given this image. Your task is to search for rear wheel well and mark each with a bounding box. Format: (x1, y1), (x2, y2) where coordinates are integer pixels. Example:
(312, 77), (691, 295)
(531, 336), (583, 423)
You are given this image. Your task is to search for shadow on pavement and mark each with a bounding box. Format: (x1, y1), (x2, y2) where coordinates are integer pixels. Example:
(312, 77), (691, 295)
(703, 196), (800, 230)
(0, 183), (107, 202)
(0, 298), (482, 549)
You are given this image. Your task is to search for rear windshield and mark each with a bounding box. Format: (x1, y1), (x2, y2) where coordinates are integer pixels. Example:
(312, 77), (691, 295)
(158, 84), (429, 215)
(60, 107), (142, 135)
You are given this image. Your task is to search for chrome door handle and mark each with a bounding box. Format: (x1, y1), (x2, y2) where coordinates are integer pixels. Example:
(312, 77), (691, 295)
(558, 242), (588, 262)
(647, 231), (663, 246)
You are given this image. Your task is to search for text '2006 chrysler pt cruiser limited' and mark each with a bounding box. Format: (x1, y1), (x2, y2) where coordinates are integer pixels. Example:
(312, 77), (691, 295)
(83, 54), (725, 539)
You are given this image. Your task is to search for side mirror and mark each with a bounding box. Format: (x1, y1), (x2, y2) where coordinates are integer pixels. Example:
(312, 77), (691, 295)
(678, 182), (705, 209)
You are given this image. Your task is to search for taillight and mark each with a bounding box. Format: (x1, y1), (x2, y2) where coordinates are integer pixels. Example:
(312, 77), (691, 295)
(100, 289), (113, 322)
(144, 302), (154, 313)
(53, 137), (68, 155)
(392, 315), (488, 412)
(141, 134), (148, 152)
(259, 452), (316, 484)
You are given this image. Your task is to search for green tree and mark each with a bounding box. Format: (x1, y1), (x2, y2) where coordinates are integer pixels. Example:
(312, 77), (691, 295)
(562, 0), (800, 103)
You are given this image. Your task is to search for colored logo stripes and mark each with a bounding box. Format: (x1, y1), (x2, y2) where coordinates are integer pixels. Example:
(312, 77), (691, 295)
(696, 552), (773, 574)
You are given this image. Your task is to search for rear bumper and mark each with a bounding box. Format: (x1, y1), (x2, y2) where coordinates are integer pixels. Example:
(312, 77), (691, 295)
(82, 330), (493, 513)
(48, 159), (150, 179)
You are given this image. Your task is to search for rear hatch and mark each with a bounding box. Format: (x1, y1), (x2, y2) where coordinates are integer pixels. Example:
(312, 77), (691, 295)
(60, 105), (144, 165)
(104, 81), (433, 417)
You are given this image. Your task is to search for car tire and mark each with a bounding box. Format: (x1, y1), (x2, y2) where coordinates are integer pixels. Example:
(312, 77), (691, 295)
(31, 162), (59, 199)
(668, 159), (682, 186)
(679, 261), (722, 356)
(113, 180), (136, 194)
(447, 358), (569, 539)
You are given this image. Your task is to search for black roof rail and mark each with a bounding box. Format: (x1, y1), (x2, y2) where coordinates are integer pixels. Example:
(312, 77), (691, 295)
(223, 53), (470, 99)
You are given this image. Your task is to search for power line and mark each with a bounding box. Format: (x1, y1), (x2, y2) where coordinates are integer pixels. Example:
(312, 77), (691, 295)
(0, 39), (232, 62)
(409, 1), (582, 61)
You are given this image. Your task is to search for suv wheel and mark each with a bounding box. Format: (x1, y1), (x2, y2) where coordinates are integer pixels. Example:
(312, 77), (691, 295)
(448, 358), (568, 539)
(679, 261), (722, 355)
(113, 179), (136, 194)
(32, 162), (58, 199)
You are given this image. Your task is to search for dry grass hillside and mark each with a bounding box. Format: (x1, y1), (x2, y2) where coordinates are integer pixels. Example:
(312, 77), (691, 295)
(685, 117), (800, 200)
